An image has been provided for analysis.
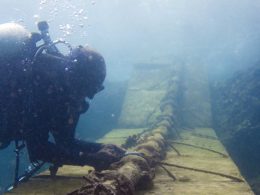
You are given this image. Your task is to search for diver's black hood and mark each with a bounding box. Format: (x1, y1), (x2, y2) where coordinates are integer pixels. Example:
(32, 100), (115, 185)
(67, 46), (106, 99)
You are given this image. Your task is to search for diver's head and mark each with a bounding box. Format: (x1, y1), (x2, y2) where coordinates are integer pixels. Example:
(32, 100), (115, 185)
(69, 46), (106, 99)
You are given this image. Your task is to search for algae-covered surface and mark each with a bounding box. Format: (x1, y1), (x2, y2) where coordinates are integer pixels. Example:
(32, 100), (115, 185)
(5, 165), (93, 195)
(179, 63), (213, 128)
(100, 127), (253, 195)
(137, 128), (254, 195)
(118, 64), (173, 128)
(97, 128), (144, 145)
(5, 128), (254, 195)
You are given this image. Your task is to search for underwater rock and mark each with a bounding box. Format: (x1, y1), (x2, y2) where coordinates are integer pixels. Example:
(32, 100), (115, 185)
(211, 63), (260, 194)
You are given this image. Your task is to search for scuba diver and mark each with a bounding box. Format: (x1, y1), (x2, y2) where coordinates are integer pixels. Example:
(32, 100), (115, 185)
(0, 21), (125, 183)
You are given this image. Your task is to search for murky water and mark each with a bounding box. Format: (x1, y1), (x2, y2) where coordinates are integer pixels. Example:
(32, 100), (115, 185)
(0, 1), (260, 194)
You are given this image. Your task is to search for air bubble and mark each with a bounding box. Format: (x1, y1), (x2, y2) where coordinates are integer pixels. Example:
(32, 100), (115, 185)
(59, 25), (65, 30)
(78, 9), (84, 14)
(66, 24), (71, 29)
(40, 0), (47, 5)
(33, 14), (39, 19)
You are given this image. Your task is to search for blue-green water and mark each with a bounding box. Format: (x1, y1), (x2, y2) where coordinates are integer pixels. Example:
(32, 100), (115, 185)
(1, 0), (260, 194)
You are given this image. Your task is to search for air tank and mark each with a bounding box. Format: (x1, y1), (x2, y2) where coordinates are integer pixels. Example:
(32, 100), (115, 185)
(0, 23), (31, 59)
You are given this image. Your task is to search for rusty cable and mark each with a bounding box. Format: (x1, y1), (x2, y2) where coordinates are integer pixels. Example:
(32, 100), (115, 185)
(158, 161), (244, 182)
(167, 142), (181, 156)
(158, 164), (177, 181)
(169, 141), (228, 158)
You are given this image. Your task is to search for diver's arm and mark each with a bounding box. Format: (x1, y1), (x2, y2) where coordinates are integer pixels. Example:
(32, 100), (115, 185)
(49, 109), (125, 169)
(50, 97), (102, 151)
(23, 107), (96, 165)
(26, 131), (124, 170)
(47, 104), (104, 165)
(25, 127), (103, 166)
(26, 101), (124, 168)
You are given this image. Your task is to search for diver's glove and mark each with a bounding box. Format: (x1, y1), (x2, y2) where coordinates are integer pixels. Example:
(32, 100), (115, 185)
(81, 144), (126, 171)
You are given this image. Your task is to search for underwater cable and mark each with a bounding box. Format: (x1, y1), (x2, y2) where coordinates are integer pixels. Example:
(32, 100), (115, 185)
(158, 161), (244, 182)
(169, 141), (228, 158)
(158, 164), (177, 181)
(167, 142), (181, 156)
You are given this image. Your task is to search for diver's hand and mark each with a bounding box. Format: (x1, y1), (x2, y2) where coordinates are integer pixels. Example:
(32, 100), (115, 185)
(99, 144), (126, 159)
(83, 144), (126, 171)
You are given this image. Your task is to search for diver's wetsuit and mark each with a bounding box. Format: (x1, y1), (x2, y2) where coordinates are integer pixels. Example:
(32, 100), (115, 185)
(0, 53), (103, 167)
(0, 23), (125, 171)
(27, 54), (106, 166)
